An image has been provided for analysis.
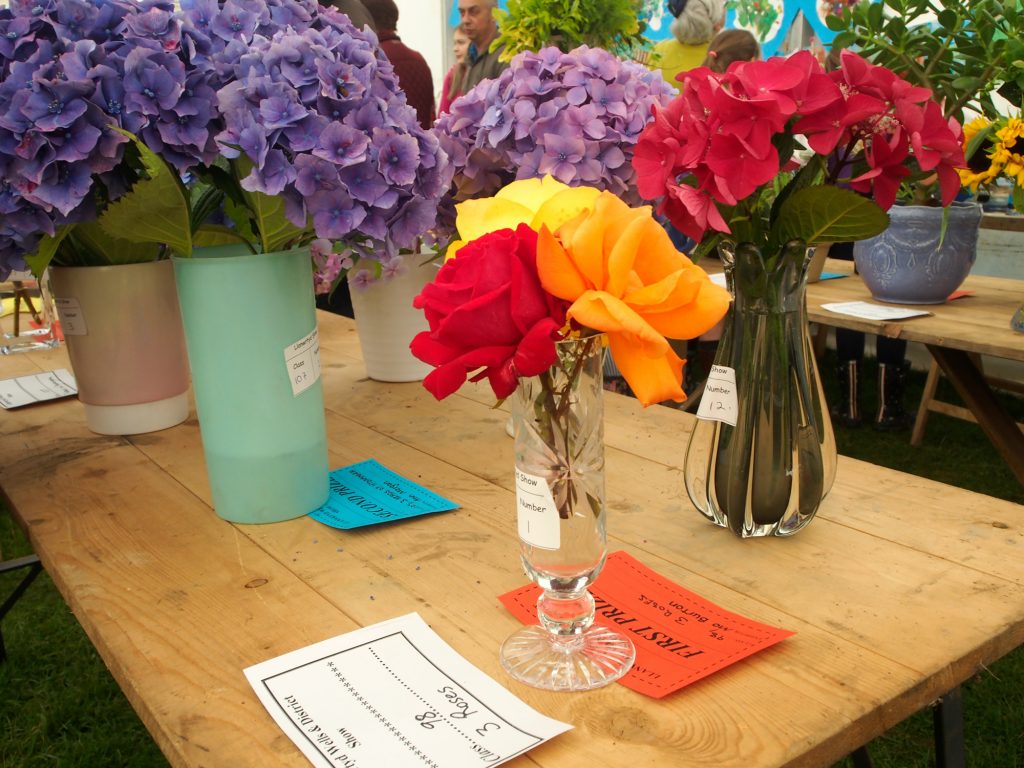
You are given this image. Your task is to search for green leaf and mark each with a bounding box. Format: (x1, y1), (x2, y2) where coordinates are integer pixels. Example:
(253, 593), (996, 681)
(72, 221), (162, 265)
(243, 186), (306, 253)
(867, 1), (884, 28)
(936, 9), (958, 31)
(772, 187), (890, 246)
(769, 155), (824, 224)
(1013, 184), (1024, 216)
(193, 225), (257, 249)
(230, 157), (307, 253)
(189, 185), (225, 236)
(24, 225), (73, 277)
(99, 128), (192, 256)
(964, 123), (995, 162)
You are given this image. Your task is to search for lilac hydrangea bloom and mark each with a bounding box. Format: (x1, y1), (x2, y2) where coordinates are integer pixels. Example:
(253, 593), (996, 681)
(431, 45), (674, 242)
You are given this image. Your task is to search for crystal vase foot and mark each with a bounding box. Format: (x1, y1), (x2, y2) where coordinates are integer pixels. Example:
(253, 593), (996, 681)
(500, 335), (635, 691)
(500, 590), (635, 691)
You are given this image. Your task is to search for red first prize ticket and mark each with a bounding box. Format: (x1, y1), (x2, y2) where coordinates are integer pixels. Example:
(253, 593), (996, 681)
(498, 550), (795, 698)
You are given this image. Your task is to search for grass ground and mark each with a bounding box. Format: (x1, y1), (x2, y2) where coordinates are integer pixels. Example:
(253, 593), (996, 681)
(1, 353), (1022, 767)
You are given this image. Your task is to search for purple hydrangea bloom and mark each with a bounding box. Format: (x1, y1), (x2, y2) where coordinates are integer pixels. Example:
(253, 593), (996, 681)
(206, 6), (451, 278)
(0, 0), (144, 276)
(431, 45), (674, 242)
(0, 0), (451, 284)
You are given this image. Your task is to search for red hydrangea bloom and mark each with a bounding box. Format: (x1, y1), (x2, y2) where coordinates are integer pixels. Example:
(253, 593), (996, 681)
(631, 48), (966, 245)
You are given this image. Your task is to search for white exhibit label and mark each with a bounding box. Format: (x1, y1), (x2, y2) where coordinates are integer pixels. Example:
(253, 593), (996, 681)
(515, 468), (560, 550)
(245, 613), (570, 768)
(285, 326), (321, 397)
(696, 364), (738, 426)
(821, 301), (931, 321)
(0, 368), (77, 409)
(54, 297), (87, 336)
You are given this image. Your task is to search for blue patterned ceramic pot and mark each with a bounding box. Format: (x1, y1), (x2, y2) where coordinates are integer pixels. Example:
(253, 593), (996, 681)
(853, 202), (983, 304)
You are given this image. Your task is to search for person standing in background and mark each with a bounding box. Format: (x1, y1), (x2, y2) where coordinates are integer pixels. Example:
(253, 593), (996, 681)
(439, 26), (470, 115)
(653, 0), (726, 90)
(330, 0), (377, 32)
(363, 0), (436, 129)
(458, 0), (507, 93)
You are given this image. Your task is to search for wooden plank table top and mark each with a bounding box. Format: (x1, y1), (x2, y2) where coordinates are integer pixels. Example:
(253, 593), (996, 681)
(2, 311), (1024, 768)
(806, 258), (1024, 362)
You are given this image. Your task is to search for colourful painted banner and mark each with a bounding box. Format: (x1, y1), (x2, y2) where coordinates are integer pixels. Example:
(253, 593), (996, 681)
(447, 0), (875, 58)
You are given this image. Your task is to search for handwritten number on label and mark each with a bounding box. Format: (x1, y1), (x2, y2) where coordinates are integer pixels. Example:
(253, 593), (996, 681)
(475, 722), (501, 737)
(415, 711), (442, 729)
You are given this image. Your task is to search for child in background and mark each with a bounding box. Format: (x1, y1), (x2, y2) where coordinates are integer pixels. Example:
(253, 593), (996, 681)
(702, 28), (760, 72)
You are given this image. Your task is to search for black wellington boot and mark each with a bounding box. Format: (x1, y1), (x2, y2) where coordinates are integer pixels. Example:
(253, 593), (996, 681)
(831, 360), (862, 427)
(875, 361), (914, 431)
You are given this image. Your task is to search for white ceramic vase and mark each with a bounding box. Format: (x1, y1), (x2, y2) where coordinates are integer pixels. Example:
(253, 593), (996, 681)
(349, 255), (435, 382)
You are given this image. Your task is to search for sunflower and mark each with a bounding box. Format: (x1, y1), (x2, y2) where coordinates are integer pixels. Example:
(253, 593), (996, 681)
(993, 117), (1024, 187)
(958, 116), (1002, 191)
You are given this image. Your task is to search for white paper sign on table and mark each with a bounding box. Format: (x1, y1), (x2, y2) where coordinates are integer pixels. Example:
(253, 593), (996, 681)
(696, 364), (738, 426)
(245, 613), (571, 768)
(0, 368), (77, 409)
(821, 301), (931, 321)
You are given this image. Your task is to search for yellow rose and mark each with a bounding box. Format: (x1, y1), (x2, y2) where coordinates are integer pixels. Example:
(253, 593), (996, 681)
(447, 176), (600, 258)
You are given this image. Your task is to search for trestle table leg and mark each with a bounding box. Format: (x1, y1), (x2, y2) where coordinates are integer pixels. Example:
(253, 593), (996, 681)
(850, 745), (875, 768)
(0, 554), (42, 663)
(934, 686), (965, 768)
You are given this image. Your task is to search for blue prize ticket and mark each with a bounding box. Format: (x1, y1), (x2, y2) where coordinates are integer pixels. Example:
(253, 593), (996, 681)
(310, 459), (459, 529)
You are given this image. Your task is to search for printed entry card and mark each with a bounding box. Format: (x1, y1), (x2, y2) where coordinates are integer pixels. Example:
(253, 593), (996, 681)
(0, 368), (77, 409)
(500, 551), (794, 699)
(245, 613), (571, 768)
(310, 460), (459, 530)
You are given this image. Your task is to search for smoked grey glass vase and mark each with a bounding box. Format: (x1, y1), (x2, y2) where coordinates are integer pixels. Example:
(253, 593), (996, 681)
(684, 240), (837, 537)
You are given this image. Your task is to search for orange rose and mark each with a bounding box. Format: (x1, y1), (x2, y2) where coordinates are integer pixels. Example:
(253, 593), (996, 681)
(537, 192), (730, 406)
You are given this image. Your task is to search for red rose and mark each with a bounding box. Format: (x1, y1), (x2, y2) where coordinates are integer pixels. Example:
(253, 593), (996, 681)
(411, 225), (567, 400)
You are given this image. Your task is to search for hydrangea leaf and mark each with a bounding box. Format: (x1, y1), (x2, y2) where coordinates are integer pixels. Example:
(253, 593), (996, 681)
(193, 225), (257, 249)
(230, 157), (306, 253)
(772, 187), (889, 247)
(69, 222), (162, 266)
(25, 225), (72, 277)
(243, 187), (305, 254)
(98, 129), (192, 257)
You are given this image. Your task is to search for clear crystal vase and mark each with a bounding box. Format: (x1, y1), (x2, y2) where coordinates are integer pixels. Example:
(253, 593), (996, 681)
(683, 240), (837, 537)
(500, 335), (635, 690)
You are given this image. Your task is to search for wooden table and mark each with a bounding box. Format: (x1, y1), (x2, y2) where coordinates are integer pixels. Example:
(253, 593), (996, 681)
(807, 260), (1024, 483)
(2, 312), (1024, 767)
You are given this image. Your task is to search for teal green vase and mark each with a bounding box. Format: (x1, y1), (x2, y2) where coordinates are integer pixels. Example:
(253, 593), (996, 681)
(173, 246), (329, 524)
